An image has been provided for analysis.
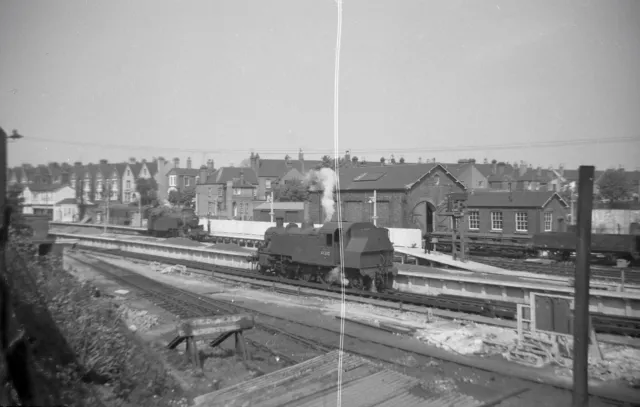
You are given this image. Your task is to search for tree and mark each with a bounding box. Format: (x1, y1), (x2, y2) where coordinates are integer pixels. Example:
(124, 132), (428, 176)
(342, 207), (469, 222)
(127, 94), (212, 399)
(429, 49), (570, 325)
(317, 154), (350, 170)
(135, 178), (158, 206)
(597, 169), (632, 203)
(380, 157), (386, 164)
(168, 189), (196, 208)
(275, 178), (309, 202)
(390, 155), (396, 164)
(399, 157), (405, 164)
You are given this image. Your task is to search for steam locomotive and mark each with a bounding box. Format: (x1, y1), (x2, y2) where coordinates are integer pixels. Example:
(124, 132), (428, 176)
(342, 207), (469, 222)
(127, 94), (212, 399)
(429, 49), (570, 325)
(146, 209), (207, 240)
(251, 219), (398, 292)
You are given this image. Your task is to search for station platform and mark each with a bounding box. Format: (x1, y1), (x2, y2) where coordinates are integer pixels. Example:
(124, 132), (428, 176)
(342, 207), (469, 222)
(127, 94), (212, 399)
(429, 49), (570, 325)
(396, 263), (568, 287)
(395, 247), (510, 273)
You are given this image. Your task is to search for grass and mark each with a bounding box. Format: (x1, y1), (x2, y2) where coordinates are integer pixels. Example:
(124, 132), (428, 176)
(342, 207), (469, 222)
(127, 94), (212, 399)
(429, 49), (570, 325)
(2, 228), (191, 407)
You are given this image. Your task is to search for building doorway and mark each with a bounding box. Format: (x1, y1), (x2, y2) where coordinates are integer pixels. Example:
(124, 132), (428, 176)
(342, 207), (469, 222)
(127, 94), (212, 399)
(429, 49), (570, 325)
(426, 202), (436, 233)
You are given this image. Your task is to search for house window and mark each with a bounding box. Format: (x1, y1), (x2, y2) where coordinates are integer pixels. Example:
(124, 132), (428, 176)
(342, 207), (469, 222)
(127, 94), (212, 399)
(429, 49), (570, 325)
(478, 181), (484, 188)
(97, 180), (102, 192)
(233, 188), (241, 196)
(143, 168), (147, 176)
(491, 211), (503, 231)
(126, 180), (131, 189)
(544, 212), (553, 232)
(515, 212), (528, 232)
(208, 188), (212, 197)
(265, 180), (271, 189)
(185, 177), (190, 187)
(127, 169), (131, 176)
(468, 211), (479, 230)
(125, 192), (131, 202)
(169, 175), (176, 187)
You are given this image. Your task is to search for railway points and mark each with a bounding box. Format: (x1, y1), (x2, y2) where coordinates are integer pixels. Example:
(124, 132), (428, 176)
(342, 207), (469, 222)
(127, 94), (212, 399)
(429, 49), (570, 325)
(62, 248), (640, 405)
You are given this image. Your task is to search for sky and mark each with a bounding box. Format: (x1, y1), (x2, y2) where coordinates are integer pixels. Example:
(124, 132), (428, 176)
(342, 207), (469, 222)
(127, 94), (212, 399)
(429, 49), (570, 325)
(1, 0), (639, 171)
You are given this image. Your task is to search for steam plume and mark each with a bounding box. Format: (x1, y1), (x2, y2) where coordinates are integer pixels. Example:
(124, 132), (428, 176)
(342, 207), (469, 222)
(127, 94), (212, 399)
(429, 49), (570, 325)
(305, 167), (337, 223)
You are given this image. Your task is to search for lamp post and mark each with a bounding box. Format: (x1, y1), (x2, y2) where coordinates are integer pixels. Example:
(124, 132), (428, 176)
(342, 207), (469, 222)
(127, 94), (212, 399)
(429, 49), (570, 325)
(269, 194), (275, 223)
(368, 190), (378, 226)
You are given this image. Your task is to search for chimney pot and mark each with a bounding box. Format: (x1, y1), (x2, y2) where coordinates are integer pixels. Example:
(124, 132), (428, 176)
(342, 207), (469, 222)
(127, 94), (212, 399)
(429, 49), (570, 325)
(187, 157), (192, 169)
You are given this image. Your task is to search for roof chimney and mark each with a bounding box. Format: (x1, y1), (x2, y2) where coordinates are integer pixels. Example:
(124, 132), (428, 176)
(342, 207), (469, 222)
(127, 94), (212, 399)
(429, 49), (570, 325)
(187, 157), (192, 169)
(559, 164), (564, 177)
(129, 157), (136, 164)
(497, 162), (505, 175)
(240, 168), (245, 184)
(199, 165), (208, 185)
(208, 159), (214, 171)
(99, 159), (108, 164)
(537, 166), (542, 177)
(298, 148), (304, 161)
(519, 162), (527, 177)
(74, 161), (82, 167)
(173, 157), (180, 168)
(345, 150), (351, 164)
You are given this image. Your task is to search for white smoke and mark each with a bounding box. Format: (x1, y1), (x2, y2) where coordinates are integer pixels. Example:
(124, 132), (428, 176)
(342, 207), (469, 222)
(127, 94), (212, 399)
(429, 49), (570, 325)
(305, 167), (337, 223)
(325, 267), (348, 286)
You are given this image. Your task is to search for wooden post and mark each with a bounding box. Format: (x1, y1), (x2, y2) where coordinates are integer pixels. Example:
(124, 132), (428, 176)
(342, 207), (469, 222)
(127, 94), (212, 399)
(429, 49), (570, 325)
(572, 166), (594, 407)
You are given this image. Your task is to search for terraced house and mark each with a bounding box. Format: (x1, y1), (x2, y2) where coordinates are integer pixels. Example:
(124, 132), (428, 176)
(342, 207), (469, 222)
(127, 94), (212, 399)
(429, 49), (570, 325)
(166, 157), (198, 196)
(121, 158), (162, 203)
(195, 166), (258, 219)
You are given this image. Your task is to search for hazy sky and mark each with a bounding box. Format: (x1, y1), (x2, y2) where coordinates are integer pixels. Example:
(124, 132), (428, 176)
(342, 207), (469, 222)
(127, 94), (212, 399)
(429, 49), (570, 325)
(1, 0), (639, 170)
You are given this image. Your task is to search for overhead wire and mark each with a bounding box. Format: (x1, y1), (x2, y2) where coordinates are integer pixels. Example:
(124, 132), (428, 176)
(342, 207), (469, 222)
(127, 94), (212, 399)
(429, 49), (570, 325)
(15, 135), (640, 157)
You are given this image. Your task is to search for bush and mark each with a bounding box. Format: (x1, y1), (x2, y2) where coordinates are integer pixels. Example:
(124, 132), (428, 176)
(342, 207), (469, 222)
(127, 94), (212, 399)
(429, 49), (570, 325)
(3, 228), (189, 407)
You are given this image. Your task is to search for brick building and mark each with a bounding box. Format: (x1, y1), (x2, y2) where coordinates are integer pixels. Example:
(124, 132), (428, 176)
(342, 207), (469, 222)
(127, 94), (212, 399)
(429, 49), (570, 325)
(453, 190), (570, 235)
(307, 163), (467, 232)
(195, 166), (258, 219)
(166, 157), (199, 196)
(249, 150), (322, 201)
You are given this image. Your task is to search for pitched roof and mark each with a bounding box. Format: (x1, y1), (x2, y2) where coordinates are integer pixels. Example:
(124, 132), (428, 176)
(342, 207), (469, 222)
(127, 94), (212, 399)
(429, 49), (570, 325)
(167, 167), (200, 177)
(327, 163), (466, 191)
(25, 183), (69, 192)
(255, 158), (323, 177)
(204, 167), (258, 185)
(56, 198), (78, 205)
(96, 162), (114, 178)
(112, 162), (127, 176)
(466, 190), (568, 208)
(144, 161), (158, 176)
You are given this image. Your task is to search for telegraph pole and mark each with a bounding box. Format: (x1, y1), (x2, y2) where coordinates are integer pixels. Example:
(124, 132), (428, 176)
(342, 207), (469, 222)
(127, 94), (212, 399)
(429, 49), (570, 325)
(103, 182), (111, 234)
(573, 166), (594, 407)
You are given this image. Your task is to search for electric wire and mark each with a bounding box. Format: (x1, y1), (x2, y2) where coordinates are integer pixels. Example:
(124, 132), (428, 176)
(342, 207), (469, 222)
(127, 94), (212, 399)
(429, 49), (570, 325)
(16, 135), (639, 157)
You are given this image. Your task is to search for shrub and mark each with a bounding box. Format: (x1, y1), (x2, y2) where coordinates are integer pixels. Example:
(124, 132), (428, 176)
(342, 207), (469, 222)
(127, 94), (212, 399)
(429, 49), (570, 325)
(3, 228), (189, 407)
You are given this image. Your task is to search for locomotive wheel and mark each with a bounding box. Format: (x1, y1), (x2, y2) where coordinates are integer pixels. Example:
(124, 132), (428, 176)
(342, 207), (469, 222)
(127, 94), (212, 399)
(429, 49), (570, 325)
(350, 275), (364, 290)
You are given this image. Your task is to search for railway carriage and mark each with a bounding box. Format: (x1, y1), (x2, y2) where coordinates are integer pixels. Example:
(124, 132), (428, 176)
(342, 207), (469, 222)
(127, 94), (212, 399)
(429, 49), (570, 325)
(255, 219), (398, 292)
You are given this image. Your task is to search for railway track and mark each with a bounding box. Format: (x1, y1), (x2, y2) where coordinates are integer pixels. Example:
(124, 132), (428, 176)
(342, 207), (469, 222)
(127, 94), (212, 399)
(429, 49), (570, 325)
(471, 256), (640, 285)
(67, 245), (640, 338)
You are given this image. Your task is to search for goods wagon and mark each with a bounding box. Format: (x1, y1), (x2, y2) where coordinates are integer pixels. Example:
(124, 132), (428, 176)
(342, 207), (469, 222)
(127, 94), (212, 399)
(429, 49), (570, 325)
(532, 232), (640, 262)
(253, 219), (398, 292)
